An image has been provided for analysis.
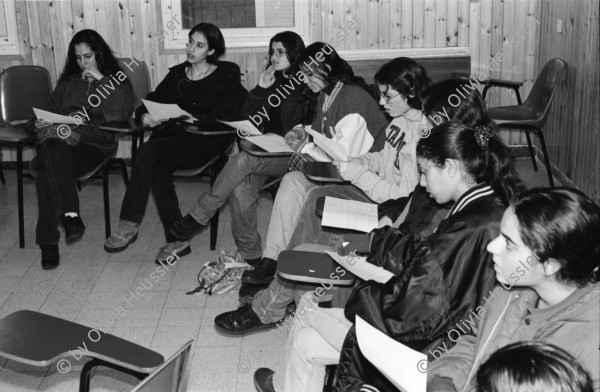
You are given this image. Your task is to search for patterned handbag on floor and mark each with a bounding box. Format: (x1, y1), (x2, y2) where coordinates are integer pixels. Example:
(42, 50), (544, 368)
(186, 250), (251, 295)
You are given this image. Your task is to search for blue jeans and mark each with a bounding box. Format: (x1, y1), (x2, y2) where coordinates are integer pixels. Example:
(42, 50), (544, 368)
(188, 151), (289, 260)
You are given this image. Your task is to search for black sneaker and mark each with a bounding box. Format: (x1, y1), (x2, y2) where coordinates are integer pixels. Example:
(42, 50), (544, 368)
(170, 214), (205, 241)
(254, 368), (275, 392)
(41, 244), (59, 269)
(214, 304), (277, 336)
(241, 257), (277, 285)
(64, 216), (85, 245)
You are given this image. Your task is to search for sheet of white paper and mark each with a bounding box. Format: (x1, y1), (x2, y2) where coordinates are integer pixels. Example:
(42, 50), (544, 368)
(218, 120), (261, 136)
(321, 196), (378, 233)
(222, 261), (252, 269)
(246, 134), (294, 153)
(305, 128), (347, 161)
(33, 108), (80, 125)
(141, 99), (197, 123)
(356, 316), (428, 392)
(324, 250), (394, 284)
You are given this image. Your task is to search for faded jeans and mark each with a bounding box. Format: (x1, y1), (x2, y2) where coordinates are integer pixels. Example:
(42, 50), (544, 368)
(188, 151), (289, 260)
(273, 292), (351, 392)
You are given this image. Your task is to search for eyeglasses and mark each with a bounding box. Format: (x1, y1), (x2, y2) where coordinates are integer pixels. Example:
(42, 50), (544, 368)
(379, 92), (401, 103)
(269, 49), (287, 58)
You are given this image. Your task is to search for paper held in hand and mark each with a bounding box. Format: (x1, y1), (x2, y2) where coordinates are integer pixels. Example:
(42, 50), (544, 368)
(324, 250), (393, 284)
(218, 120), (262, 136)
(141, 99), (197, 123)
(356, 316), (427, 392)
(321, 196), (378, 233)
(33, 108), (80, 125)
(304, 127), (348, 161)
(245, 134), (293, 153)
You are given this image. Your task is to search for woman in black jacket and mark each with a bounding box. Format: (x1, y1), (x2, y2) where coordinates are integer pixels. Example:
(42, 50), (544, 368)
(167, 31), (308, 268)
(103, 23), (247, 264)
(254, 80), (523, 392)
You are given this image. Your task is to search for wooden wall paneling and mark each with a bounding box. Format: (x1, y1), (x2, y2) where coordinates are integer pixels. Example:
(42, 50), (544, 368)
(378, 0), (391, 49)
(469, 0), (481, 76)
(422, 0), (434, 48)
(81, 0), (96, 31)
(446, 0), (458, 47)
(47, 0), (67, 83)
(320, 0), (333, 46)
(92, 1), (108, 41)
(116, 0), (133, 59)
(311, 0), (323, 43)
(486, 0), (501, 110)
(15, 1), (32, 65)
(434, 0), (447, 48)
(512, 0), (528, 144)
(366, 0), (379, 49)
(500, 0), (515, 108)
(354, 0), (368, 49)
(586, 0), (599, 200)
(478, 0), (492, 96)
(457, 0), (469, 47)
(343, 0), (356, 50)
(25, 1), (46, 81)
(331, 0), (343, 50)
(400, 0), (412, 48)
(70, 0), (85, 33)
(412, 0), (424, 48)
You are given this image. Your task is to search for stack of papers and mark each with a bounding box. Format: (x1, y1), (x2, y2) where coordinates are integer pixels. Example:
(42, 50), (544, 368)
(33, 108), (80, 125)
(141, 99), (197, 123)
(356, 316), (427, 392)
(245, 134), (293, 153)
(218, 120), (262, 136)
(321, 197), (378, 233)
(305, 128), (348, 161)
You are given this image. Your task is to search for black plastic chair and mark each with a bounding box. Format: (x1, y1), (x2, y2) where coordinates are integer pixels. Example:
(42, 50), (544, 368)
(0, 66), (52, 248)
(486, 58), (567, 187)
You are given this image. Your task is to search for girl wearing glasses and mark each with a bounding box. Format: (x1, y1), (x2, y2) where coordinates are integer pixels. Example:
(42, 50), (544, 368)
(104, 23), (247, 264)
(169, 31), (307, 270)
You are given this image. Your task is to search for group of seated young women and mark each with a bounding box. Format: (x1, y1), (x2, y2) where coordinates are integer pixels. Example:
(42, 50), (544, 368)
(31, 22), (599, 392)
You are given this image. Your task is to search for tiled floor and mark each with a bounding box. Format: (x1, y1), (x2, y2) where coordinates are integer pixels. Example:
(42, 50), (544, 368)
(0, 156), (557, 391)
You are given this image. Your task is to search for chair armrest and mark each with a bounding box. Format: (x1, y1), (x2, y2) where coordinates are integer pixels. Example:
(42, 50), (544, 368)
(303, 162), (345, 183)
(485, 78), (523, 89)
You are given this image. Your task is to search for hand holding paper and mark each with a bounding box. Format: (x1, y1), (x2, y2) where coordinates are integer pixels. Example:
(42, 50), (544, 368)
(305, 127), (348, 161)
(141, 99), (197, 123)
(324, 250), (393, 284)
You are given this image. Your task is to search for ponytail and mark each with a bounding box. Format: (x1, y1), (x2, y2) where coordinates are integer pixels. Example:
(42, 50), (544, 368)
(417, 122), (522, 204)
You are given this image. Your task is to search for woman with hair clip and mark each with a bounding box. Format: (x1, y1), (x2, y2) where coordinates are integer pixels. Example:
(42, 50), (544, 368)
(104, 23), (247, 264)
(213, 42), (388, 334)
(169, 31), (307, 267)
(31, 29), (133, 269)
(257, 116), (522, 391)
(476, 342), (595, 392)
(428, 187), (600, 392)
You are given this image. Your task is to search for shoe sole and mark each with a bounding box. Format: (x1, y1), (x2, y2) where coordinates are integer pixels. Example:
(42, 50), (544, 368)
(104, 232), (139, 253)
(65, 231), (84, 246)
(155, 245), (191, 265)
(169, 227), (203, 241)
(214, 321), (278, 337)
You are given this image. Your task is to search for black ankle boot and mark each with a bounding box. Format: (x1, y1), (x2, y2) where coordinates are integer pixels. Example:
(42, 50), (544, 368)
(64, 216), (85, 245)
(241, 258), (277, 285)
(41, 245), (59, 269)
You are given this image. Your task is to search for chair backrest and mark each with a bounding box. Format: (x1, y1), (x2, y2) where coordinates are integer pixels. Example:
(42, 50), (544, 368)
(524, 58), (567, 120)
(0, 66), (52, 124)
(130, 340), (193, 392)
(117, 58), (151, 113)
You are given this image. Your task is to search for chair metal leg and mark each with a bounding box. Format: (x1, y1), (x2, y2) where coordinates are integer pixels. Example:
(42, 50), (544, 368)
(209, 162), (219, 251)
(535, 128), (555, 187)
(79, 358), (147, 392)
(0, 160), (6, 184)
(103, 165), (111, 238)
(118, 158), (130, 185)
(523, 130), (538, 171)
(17, 143), (25, 248)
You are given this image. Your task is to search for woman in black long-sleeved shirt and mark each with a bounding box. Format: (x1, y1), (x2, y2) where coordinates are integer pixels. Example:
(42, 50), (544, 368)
(104, 23), (247, 263)
(32, 29), (133, 269)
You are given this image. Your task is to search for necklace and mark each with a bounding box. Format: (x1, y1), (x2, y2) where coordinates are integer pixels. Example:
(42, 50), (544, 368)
(187, 64), (212, 81)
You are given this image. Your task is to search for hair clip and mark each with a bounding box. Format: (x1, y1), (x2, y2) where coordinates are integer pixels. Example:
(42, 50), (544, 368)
(474, 125), (493, 149)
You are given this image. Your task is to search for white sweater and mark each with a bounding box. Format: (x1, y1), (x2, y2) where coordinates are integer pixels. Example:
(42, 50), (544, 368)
(338, 109), (424, 203)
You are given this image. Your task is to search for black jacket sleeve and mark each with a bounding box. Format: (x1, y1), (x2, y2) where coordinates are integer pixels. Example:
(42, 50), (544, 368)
(336, 197), (502, 391)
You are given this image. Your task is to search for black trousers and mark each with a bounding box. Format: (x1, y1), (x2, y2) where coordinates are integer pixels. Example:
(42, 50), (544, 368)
(119, 131), (227, 242)
(35, 139), (105, 245)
